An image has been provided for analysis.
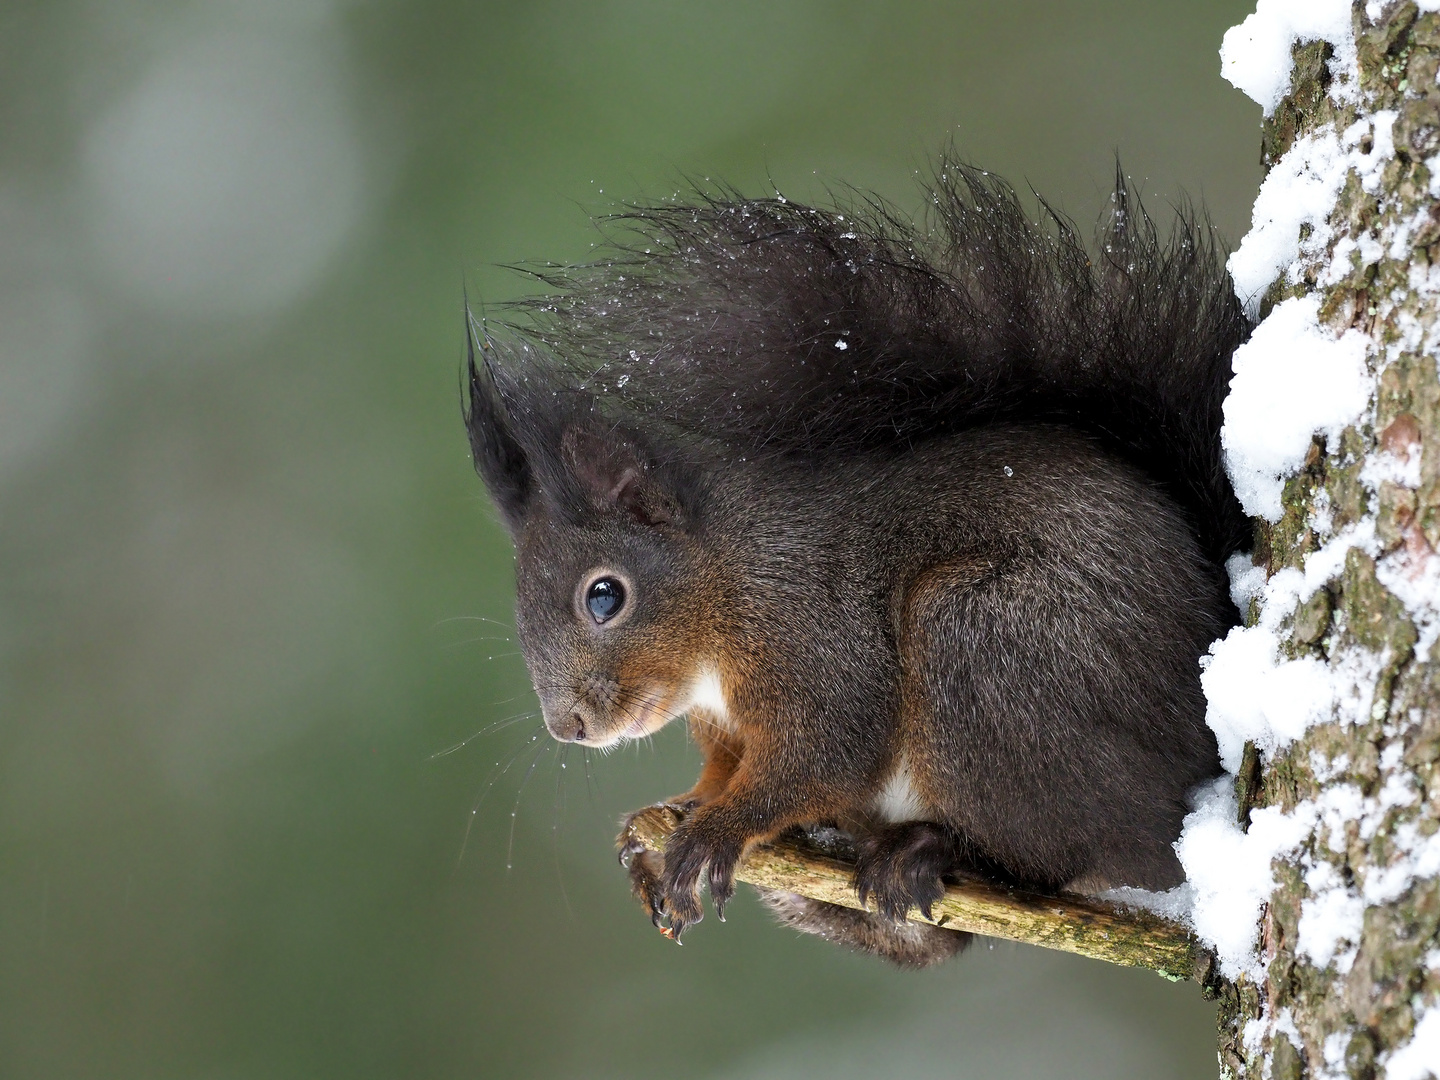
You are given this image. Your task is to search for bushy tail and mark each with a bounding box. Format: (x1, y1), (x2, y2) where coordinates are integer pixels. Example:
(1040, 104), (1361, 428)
(758, 888), (971, 968)
(493, 156), (1252, 562)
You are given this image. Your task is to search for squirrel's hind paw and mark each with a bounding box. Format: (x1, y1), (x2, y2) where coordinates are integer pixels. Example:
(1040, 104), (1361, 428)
(853, 822), (963, 922)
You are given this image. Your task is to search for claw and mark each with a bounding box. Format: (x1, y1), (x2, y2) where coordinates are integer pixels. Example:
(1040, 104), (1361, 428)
(616, 833), (641, 869)
(852, 822), (959, 924)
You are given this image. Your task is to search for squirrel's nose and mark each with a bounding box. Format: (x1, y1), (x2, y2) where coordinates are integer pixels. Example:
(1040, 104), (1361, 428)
(546, 710), (587, 743)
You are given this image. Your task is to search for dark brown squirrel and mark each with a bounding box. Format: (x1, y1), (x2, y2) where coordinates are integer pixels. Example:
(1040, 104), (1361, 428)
(463, 158), (1251, 967)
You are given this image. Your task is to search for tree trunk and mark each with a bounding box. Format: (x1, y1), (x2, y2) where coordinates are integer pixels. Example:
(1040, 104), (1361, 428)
(1209, 3), (1440, 1077)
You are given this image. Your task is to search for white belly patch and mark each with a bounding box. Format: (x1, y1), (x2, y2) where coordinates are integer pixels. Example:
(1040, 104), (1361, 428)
(684, 668), (733, 733)
(872, 754), (932, 823)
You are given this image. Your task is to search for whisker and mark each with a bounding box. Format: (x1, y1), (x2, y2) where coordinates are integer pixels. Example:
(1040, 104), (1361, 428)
(506, 735), (553, 870)
(433, 615), (517, 630)
(582, 746), (599, 806)
(553, 744), (575, 922)
(430, 710), (540, 759)
(528, 680), (584, 696)
(478, 692), (528, 710)
(441, 640), (525, 657)
(455, 723), (546, 868)
(679, 707), (729, 738)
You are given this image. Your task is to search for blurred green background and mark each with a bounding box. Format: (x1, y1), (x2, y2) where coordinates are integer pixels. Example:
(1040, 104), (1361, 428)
(0, 2), (1262, 1077)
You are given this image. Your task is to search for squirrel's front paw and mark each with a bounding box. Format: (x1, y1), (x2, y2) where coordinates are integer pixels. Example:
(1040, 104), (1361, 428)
(624, 848), (668, 928)
(617, 804), (686, 929)
(659, 815), (744, 940)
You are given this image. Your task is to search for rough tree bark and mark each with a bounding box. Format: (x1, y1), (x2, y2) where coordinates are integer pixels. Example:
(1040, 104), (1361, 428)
(1214, 3), (1440, 1078)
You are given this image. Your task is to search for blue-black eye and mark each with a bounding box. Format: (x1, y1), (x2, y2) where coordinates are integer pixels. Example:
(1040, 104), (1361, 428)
(586, 577), (626, 624)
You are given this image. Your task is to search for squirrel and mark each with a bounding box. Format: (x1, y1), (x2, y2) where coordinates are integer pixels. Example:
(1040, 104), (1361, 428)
(463, 157), (1251, 967)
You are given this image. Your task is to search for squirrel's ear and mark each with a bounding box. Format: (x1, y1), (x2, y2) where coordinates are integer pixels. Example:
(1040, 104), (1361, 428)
(464, 322), (531, 532)
(560, 427), (682, 528)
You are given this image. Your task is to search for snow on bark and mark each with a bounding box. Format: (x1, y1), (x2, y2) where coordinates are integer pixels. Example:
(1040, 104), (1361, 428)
(1185, 2), (1440, 1077)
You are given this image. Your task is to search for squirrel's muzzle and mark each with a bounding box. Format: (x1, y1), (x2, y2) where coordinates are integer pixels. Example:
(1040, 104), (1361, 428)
(547, 710), (587, 742)
(537, 673), (680, 748)
(540, 672), (621, 743)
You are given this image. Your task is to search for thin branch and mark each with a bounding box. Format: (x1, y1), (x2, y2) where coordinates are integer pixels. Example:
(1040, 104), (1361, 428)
(622, 807), (1209, 983)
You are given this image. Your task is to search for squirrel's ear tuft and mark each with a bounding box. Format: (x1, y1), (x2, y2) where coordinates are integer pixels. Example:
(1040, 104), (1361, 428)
(560, 427), (682, 528)
(464, 318), (532, 532)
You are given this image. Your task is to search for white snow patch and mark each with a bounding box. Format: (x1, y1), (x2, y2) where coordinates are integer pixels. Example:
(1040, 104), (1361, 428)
(1201, 625), (1336, 772)
(1297, 860), (1364, 971)
(1303, 522), (1380, 594)
(1099, 882), (1197, 924)
(1316, 783), (1368, 852)
(1324, 1030), (1351, 1076)
(1363, 820), (1440, 906)
(1220, 0), (1356, 117)
(1384, 1002), (1440, 1080)
(1362, 451), (1423, 492)
(1228, 551), (1270, 612)
(1310, 747), (1352, 786)
(1383, 0), (1440, 16)
(1229, 113), (1397, 312)
(1376, 544), (1440, 662)
(1180, 765), (1437, 982)
(1228, 130), (1349, 305)
(1355, 111), (1399, 195)
(1221, 295), (1373, 521)
(1175, 779), (1312, 978)
(1309, 485), (1336, 536)
(1247, 1006), (1305, 1062)
(1201, 531), (1380, 773)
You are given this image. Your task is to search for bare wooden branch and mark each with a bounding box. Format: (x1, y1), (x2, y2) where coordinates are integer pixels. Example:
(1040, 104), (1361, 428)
(622, 807), (1206, 982)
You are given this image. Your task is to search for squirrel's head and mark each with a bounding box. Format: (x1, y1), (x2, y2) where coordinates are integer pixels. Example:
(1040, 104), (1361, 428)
(465, 336), (728, 748)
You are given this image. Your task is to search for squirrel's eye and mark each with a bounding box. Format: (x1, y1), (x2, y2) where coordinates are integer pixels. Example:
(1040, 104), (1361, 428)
(585, 577), (626, 624)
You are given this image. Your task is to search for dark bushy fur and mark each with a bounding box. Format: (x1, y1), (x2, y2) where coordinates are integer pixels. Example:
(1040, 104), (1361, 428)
(478, 160), (1250, 563)
(465, 157), (1250, 966)
(759, 891), (971, 969)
